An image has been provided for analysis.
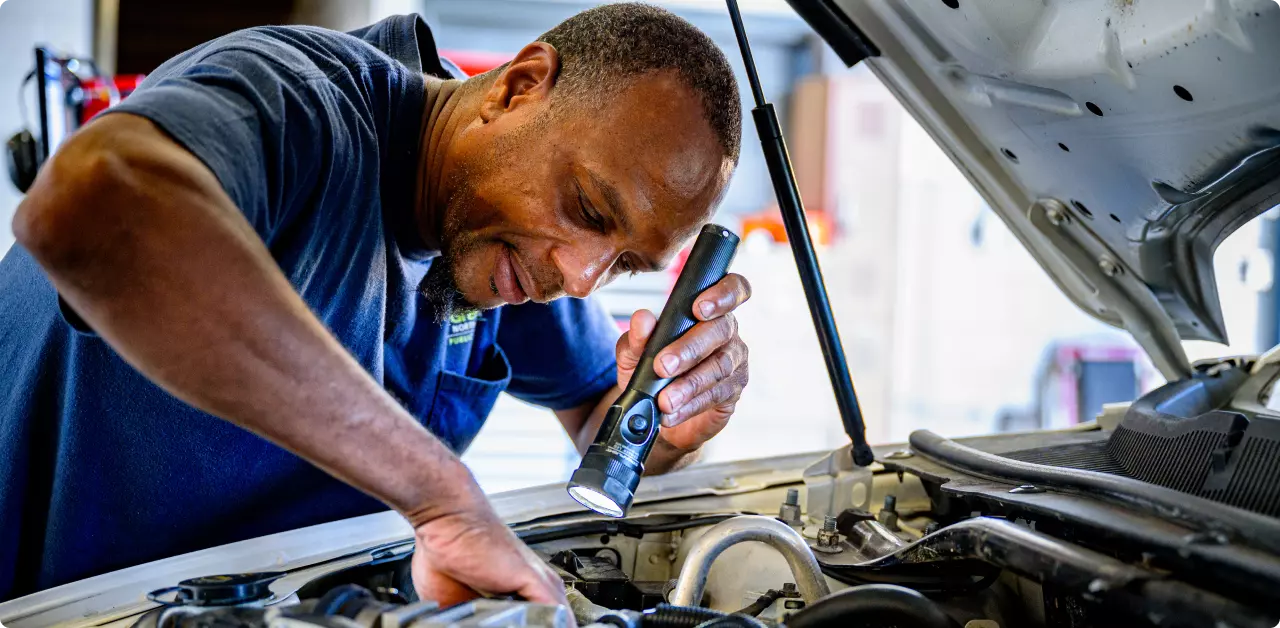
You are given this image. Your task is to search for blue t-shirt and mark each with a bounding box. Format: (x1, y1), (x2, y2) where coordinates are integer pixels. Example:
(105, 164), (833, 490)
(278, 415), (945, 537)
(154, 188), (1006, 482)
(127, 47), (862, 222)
(0, 15), (619, 599)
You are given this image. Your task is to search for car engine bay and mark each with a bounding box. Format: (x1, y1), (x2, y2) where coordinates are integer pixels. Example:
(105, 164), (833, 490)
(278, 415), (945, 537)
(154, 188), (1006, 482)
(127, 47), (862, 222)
(123, 357), (1280, 628)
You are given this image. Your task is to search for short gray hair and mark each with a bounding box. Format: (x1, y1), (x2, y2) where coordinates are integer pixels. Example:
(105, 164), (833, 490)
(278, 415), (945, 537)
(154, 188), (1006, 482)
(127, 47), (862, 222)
(536, 3), (742, 163)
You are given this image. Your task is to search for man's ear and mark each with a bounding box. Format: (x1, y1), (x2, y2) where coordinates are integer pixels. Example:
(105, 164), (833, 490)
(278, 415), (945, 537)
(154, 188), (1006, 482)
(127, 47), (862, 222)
(478, 42), (560, 123)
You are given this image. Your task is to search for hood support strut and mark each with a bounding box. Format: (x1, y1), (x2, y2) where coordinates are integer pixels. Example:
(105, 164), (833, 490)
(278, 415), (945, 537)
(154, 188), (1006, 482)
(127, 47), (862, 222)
(725, 0), (874, 465)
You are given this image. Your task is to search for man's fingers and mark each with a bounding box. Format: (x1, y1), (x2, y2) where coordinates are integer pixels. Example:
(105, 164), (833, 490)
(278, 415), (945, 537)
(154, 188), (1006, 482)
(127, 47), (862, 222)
(654, 313), (737, 379)
(692, 273), (751, 321)
(517, 565), (574, 626)
(657, 342), (745, 414)
(414, 564), (481, 607)
(615, 309), (656, 373)
(662, 373), (745, 426)
(663, 380), (741, 428)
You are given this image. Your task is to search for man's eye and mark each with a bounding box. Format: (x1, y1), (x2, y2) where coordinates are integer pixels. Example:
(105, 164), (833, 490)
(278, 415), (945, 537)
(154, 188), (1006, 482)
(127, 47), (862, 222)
(616, 256), (638, 276)
(577, 189), (606, 231)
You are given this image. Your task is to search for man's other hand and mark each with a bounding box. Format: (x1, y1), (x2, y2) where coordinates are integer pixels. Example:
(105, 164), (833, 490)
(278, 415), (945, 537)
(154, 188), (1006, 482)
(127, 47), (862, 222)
(615, 273), (751, 453)
(410, 504), (572, 621)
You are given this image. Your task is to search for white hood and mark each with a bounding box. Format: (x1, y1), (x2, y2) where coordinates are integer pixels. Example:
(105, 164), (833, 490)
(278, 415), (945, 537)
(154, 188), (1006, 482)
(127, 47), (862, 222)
(787, 0), (1280, 380)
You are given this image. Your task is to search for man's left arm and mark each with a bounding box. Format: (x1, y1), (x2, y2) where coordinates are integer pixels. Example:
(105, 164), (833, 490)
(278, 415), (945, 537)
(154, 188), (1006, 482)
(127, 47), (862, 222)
(556, 274), (751, 475)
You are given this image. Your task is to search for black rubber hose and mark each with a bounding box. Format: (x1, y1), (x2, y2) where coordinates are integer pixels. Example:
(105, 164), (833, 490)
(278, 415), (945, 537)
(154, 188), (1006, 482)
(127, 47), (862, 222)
(641, 605), (726, 628)
(784, 584), (956, 628)
(314, 584), (375, 616)
(734, 590), (783, 616)
(696, 616), (771, 628)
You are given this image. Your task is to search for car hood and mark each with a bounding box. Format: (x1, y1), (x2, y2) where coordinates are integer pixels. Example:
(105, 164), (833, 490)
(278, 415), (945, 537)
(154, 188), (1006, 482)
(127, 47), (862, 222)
(787, 0), (1280, 380)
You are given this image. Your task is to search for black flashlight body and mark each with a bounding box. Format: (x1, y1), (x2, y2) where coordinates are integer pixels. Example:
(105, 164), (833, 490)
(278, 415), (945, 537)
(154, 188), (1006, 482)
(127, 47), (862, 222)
(567, 224), (740, 517)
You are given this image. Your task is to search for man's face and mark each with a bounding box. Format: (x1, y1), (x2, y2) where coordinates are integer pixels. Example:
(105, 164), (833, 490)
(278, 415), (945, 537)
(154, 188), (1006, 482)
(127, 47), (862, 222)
(430, 70), (732, 312)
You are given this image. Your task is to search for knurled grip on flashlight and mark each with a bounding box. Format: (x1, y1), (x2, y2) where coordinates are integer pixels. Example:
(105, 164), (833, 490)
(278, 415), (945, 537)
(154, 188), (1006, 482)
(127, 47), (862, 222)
(629, 224), (741, 398)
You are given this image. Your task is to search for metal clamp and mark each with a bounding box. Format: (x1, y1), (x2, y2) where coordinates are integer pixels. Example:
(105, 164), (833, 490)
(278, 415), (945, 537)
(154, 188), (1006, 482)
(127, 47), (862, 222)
(802, 447), (873, 524)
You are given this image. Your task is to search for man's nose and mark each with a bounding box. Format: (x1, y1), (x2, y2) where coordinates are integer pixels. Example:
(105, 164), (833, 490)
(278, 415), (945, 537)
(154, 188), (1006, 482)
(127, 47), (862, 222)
(552, 245), (616, 298)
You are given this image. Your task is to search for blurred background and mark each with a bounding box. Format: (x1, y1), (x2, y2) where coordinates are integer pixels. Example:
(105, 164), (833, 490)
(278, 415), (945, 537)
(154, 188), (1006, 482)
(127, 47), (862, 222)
(2, 0), (1276, 492)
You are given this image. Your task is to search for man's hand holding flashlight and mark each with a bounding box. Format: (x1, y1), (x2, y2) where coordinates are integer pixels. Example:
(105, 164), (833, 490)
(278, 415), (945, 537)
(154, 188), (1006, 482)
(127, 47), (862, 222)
(615, 273), (752, 470)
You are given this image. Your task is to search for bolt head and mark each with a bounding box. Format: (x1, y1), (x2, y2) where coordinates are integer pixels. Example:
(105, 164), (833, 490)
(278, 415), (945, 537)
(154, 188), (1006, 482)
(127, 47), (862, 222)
(1099, 257), (1121, 277)
(1009, 484), (1046, 494)
(816, 527), (842, 548)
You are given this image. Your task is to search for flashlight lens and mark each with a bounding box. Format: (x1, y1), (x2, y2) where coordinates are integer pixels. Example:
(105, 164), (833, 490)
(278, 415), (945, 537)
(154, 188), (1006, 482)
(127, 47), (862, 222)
(568, 485), (625, 518)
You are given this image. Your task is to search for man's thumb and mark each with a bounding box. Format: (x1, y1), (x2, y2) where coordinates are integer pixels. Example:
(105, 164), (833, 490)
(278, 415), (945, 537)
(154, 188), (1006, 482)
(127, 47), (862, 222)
(619, 309), (657, 370)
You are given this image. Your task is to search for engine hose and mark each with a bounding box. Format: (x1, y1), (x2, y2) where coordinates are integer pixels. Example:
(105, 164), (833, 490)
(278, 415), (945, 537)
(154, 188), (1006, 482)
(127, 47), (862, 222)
(783, 584), (956, 628)
(734, 590), (784, 617)
(641, 605), (770, 628)
(695, 616), (771, 628)
(314, 584), (376, 616)
(641, 605), (725, 628)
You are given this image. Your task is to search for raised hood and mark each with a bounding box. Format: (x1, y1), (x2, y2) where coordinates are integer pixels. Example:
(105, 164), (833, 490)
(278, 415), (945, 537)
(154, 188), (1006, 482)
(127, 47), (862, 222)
(787, 0), (1280, 380)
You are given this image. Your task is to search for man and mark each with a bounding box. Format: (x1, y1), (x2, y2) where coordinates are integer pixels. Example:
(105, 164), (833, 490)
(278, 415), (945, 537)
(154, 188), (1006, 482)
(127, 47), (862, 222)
(0, 3), (750, 606)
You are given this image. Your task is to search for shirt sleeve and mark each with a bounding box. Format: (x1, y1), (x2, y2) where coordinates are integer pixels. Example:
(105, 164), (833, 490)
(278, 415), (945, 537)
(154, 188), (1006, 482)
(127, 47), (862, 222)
(498, 297), (621, 411)
(105, 39), (327, 238)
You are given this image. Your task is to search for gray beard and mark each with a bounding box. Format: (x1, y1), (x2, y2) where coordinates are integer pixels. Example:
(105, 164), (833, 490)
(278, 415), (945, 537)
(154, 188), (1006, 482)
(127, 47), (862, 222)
(418, 194), (486, 323)
(418, 259), (478, 324)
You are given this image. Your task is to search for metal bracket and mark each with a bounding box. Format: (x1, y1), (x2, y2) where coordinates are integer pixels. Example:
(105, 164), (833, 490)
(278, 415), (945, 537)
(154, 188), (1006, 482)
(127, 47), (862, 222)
(1028, 199), (1193, 381)
(802, 447), (873, 524)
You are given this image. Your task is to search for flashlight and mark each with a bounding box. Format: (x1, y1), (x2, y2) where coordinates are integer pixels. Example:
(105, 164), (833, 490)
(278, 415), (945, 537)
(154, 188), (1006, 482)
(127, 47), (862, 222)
(567, 223), (740, 517)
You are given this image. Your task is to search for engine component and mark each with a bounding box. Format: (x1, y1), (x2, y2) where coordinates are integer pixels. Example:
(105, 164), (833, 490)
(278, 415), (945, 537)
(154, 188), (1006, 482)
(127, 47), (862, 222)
(908, 428), (1280, 555)
(415, 599), (568, 628)
(635, 604), (767, 628)
(565, 587), (613, 625)
(784, 584), (954, 628)
(811, 516), (842, 554)
(549, 549), (666, 611)
(135, 589), (569, 628)
(669, 515), (829, 607)
(778, 488), (803, 528)
(145, 571), (284, 607)
(818, 517), (1275, 628)
(637, 604), (724, 628)
(876, 495), (900, 532)
(733, 583), (800, 617)
(834, 510), (904, 561)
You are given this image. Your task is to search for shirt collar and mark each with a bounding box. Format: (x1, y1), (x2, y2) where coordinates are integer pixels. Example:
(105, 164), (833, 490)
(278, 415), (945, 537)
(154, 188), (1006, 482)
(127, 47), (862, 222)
(346, 14), (462, 80)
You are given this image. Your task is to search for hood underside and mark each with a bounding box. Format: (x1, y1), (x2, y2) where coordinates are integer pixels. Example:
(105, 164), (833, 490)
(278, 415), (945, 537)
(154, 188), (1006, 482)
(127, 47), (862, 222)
(788, 0), (1280, 380)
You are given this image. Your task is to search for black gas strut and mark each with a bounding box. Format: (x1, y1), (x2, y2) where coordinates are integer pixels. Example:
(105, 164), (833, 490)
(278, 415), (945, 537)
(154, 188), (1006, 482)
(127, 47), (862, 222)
(725, 0), (874, 466)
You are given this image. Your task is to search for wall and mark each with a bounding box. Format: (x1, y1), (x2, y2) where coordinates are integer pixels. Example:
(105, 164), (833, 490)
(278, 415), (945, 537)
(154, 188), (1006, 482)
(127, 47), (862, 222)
(0, 0), (94, 256)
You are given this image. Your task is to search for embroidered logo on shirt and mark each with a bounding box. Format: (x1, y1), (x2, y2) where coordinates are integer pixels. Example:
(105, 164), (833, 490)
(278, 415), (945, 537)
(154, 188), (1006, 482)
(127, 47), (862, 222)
(447, 311), (480, 346)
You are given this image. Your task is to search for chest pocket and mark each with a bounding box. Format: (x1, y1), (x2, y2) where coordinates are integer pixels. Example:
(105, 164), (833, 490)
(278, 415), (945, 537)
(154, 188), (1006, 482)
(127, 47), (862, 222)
(426, 335), (512, 454)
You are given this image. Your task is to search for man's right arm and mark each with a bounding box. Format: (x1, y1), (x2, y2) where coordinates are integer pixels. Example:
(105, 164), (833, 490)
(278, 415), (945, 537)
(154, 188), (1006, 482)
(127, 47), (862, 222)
(12, 114), (568, 609)
(15, 113), (471, 524)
